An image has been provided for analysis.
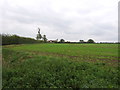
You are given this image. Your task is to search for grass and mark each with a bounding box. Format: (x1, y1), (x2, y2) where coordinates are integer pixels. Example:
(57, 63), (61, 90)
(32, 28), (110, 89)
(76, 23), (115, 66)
(2, 43), (119, 88)
(11, 44), (118, 56)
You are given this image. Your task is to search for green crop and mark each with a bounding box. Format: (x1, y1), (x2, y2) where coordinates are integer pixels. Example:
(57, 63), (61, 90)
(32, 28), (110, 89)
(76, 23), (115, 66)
(2, 44), (119, 88)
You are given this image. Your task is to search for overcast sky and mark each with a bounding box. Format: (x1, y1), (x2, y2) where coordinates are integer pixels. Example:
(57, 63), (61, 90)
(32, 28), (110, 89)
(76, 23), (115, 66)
(0, 0), (119, 42)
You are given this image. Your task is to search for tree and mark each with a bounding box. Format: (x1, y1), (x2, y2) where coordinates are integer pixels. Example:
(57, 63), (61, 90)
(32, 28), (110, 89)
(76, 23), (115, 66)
(79, 40), (84, 43)
(43, 35), (47, 43)
(56, 39), (58, 42)
(36, 28), (42, 40)
(87, 39), (95, 43)
(59, 39), (65, 43)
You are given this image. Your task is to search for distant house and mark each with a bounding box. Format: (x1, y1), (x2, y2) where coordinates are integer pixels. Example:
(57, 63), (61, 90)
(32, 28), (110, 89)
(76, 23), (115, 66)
(48, 39), (58, 43)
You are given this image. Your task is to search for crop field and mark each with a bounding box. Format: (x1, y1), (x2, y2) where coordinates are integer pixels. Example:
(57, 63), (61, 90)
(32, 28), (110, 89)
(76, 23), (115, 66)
(2, 43), (119, 88)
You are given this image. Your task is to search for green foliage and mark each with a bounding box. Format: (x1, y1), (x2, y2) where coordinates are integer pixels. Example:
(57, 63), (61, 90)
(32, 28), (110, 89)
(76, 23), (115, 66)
(79, 40), (84, 43)
(1, 34), (41, 45)
(59, 39), (65, 43)
(87, 39), (95, 43)
(2, 44), (119, 88)
(36, 33), (42, 40)
(42, 35), (47, 43)
(36, 28), (42, 40)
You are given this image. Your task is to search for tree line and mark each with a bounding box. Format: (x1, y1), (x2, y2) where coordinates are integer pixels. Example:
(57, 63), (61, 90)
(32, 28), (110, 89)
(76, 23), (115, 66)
(2, 33), (118, 45)
(36, 28), (95, 43)
(1, 33), (96, 45)
(2, 28), (118, 45)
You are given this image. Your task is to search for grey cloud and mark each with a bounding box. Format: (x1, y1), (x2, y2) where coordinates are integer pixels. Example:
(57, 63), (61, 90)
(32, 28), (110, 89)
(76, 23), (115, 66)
(1, 0), (118, 42)
(3, 5), (71, 30)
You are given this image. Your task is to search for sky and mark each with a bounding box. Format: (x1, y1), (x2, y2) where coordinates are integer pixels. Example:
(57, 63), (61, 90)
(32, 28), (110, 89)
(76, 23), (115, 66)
(0, 0), (119, 42)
